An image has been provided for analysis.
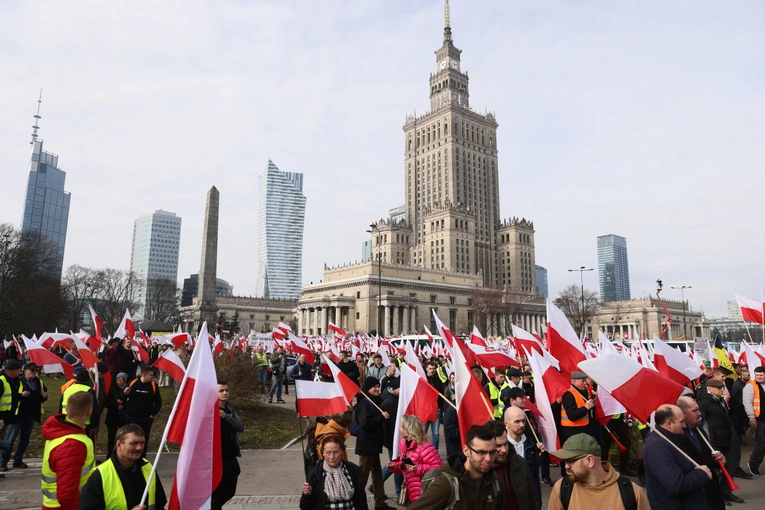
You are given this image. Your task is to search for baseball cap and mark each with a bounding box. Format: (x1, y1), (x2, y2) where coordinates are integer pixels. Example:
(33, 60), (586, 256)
(550, 433), (601, 460)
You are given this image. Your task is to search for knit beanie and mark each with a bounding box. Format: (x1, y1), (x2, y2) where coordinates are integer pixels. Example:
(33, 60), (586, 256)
(362, 376), (380, 392)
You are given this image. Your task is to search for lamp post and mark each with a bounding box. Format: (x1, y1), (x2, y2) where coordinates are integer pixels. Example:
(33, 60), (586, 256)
(568, 266), (594, 336)
(367, 223), (384, 336)
(671, 285), (692, 340)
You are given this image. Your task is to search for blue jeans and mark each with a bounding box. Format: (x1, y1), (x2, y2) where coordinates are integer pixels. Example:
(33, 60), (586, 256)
(256, 367), (268, 391)
(380, 447), (404, 497)
(269, 372), (284, 401)
(424, 410), (441, 451)
(0, 416), (35, 466)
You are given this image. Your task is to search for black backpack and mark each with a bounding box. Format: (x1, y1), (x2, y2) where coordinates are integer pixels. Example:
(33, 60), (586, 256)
(559, 475), (637, 510)
(348, 399), (363, 437)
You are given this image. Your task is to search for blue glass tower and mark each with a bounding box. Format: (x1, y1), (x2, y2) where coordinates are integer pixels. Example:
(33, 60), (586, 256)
(597, 234), (631, 302)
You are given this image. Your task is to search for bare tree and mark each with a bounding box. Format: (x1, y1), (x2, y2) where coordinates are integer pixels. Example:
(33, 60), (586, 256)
(94, 268), (139, 332)
(555, 283), (600, 335)
(62, 264), (101, 332)
(470, 286), (505, 335)
(143, 277), (180, 322)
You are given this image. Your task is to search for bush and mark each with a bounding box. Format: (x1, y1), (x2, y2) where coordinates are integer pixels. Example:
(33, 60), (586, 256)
(213, 354), (267, 404)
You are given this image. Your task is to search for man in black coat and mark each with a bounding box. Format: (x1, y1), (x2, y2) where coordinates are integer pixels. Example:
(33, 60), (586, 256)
(337, 351), (360, 385)
(354, 377), (393, 510)
(123, 367), (162, 458)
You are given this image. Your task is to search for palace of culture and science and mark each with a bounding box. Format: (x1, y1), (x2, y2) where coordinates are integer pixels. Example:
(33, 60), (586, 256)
(297, 2), (546, 337)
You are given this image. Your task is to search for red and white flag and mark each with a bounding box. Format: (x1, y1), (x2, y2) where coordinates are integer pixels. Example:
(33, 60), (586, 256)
(741, 341), (765, 370)
(392, 364), (442, 458)
(652, 337), (704, 385)
(73, 335), (101, 370)
(453, 336), (493, 446)
(89, 304), (106, 341)
(546, 301), (588, 378)
(525, 350), (562, 452)
(321, 354), (359, 406)
(22, 335), (75, 379)
(595, 387), (628, 425)
(114, 309), (135, 339)
(735, 294), (764, 325)
(423, 326), (434, 342)
(152, 348), (187, 384)
(405, 341), (426, 378)
(578, 353), (686, 423)
(328, 322), (347, 337)
(165, 322), (222, 510)
(295, 380), (348, 417)
(468, 342), (521, 369)
(277, 322), (292, 336)
(469, 326), (488, 347)
(512, 325), (545, 356)
(289, 333), (315, 364)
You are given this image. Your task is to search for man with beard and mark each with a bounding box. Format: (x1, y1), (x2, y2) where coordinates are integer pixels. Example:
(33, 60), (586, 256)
(504, 403), (543, 508)
(485, 417), (536, 509)
(354, 377), (394, 510)
(409, 424), (504, 509)
(548, 433), (648, 510)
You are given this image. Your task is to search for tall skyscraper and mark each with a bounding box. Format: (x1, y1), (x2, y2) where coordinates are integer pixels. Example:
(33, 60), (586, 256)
(535, 265), (548, 300)
(361, 240), (372, 263)
(597, 234), (631, 302)
(257, 160), (306, 300)
(21, 93), (70, 280)
(130, 210), (182, 316)
(388, 205), (406, 223)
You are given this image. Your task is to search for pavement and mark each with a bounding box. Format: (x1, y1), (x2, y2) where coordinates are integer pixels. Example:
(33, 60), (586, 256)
(2, 389), (764, 509)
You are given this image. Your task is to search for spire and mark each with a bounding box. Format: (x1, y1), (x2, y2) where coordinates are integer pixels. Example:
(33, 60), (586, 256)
(444, 0), (452, 42)
(30, 89), (42, 145)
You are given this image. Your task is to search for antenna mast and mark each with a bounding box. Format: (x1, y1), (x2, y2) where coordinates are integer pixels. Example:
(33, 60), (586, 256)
(30, 89), (42, 145)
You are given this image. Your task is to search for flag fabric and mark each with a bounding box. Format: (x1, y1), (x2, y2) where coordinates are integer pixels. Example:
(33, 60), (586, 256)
(321, 354), (360, 406)
(79, 329), (102, 353)
(405, 341), (426, 378)
(546, 300), (588, 378)
(289, 333), (316, 364)
(469, 326), (488, 347)
(652, 337), (704, 385)
(526, 351), (560, 452)
(595, 387), (628, 426)
(89, 304), (106, 340)
(713, 338), (737, 379)
(295, 380), (348, 417)
(328, 322), (347, 337)
(165, 322), (222, 510)
(735, 294), (765, 324)
(452, 337), (493, 447)
(114, 309), (135, 339)
(392, 364), (442, 458)
(512, 325), (545, 356)
(22, 335), (75, 379)
(167, 332), (191, 348)
(133, 342), (149, 364)
(73, 336), (100, 370)
(152, 348), (187, 383)
(423, 326), (434, 342)
(741, 341), (765, 370)
(578, 353), (686, 423)
(467, 341), (521, 369)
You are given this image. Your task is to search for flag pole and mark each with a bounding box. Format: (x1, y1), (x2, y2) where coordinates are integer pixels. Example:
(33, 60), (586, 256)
(743, 321), (754, 344)
(695, 427), (740, 491)
(359, 389), (387, 415)
(438, 392), (458, 410)
(644, 421), (700, 467)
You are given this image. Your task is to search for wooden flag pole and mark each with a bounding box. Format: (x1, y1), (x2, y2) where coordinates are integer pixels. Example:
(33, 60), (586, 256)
(359, 390), (387, 415)
(439, 392), (458, 410)
(695, 427), (741, 491)
(644, 421), (700, 467)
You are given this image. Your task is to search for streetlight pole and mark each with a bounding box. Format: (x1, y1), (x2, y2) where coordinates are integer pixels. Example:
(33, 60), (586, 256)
(671, 285), (692, 340)
(568, 266), (594, 336)
(367, 224), (384, 336)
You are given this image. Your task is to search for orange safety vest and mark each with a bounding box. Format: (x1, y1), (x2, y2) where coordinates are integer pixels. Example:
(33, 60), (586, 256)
(560, 387), (592, 427)
(750, 380), (761, 418)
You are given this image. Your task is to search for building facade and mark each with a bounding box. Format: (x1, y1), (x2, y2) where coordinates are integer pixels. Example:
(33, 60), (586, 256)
(181, 273), (233, 306)
(361, 240), (372, 263)
(597, 234), (631, 302)
(180, 295), (296, 335)
(588, 298), (708, 341)
(389, 205), (406, 223)
(257, 160), (306, 300)
(535, 265), (548, 300)
(130, 210), (182, 317)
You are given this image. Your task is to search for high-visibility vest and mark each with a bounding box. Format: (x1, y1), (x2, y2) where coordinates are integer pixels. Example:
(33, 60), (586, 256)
(62, 384), (92, 425)
(254, 352), (268, 367)
(0, 375), (22, 414)
(41, 432), (95, 508)
(436, 365), (448, 384)
(560, 387), (592, 427)
(488, 381), (509, 418)
(96, 458), (156, 510)
(750, 380), (761, 418)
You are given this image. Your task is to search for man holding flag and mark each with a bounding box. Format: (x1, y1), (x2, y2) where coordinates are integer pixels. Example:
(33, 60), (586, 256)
(211, 381), (244, 510)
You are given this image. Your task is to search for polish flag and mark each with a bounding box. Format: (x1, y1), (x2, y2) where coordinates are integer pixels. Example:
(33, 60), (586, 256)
(89, 304), (106, 340)
(289, 333), (315, 364)
(39, 332), (74, 350)
(22, 335), (74, 379)
(152, 348), (187, 384)
(578, 353), (686, 423)
(296, 380), (348, 417)
(78, 329), (102, 353)
(168, 332), (191, 348)
(453, 337), (494, 446)
(468, 342), (521, 369)
(531, 328), (542, 343)
(735, 294), (765, 324)
(277, 322), (292, 336)
(165, 322), (222, 510)
(212, 335), (224, 356)
(740, 341), (765, 370)
(469, 326), (488, 347)
(595, 387), (628, 426)
(423, 325), (434, 342)
(392, 364), (442, 458)
(546, 300), (588, 379)
(526, 351), (562, 452)
(132, 342), (149, 364)
(73, 336), (101, 370)
(432, 312), (456, 359)
(513, 325), (545, 356)
(328, 322), (347, 336)
(652, 337), (704, 385)
(321, 354), (360, 406)
(405, 341), (426, 378)
(114, 309), (135, 339)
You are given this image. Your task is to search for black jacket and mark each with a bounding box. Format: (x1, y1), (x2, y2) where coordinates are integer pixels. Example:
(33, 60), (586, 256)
(354, 393), (385, 456)
(380, 386), (399, 450)
(79, 452), (167, 510)
(18, 376), (48, 423)
(124, 379), (162, 418)
(104, 382), (128, 425)
(0, 373), (22, 423)
(679, 426), (725, 510)
(337, 359), (360, 383)
(494, 448), (537, 510)
(697, 393), (733, 451)
(290, 362), (314, 381)
(299, 460), (369, 510)
(116, 343), (139, 375)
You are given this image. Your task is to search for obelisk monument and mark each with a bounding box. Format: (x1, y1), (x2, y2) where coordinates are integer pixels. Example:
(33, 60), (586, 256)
(193, 186), (219, 329)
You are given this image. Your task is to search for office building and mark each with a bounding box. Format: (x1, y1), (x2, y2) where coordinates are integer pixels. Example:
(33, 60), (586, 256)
(535, 265), (548, 300)
(597, 234), (631, 302)
(256, 159), (306, 300)
(388, 205), (406, 223)
(361, 240), (372, 263)
(181, 273), (234, 306)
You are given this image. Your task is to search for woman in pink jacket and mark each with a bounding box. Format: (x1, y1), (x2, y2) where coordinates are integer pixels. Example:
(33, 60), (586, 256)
(386, 415), (443, 504)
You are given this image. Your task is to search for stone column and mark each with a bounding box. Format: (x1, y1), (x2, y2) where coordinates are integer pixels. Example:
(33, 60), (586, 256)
(384, 305), (391, 337)
(335, 307), (341, 329)
(393, 306), (400, 336)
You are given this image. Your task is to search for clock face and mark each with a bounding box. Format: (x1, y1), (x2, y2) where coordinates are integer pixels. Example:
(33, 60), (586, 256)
(440, 60), (447, 70)
(451, 59), (458, 69)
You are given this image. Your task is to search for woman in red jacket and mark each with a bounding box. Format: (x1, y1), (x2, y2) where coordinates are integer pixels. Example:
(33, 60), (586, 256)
(387, 415), (442, 504)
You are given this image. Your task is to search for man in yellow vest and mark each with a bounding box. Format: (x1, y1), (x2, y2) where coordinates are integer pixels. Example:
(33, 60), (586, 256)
(253, 345), (269, 393)
(41, 391), (95, 510)
(0, 358), (24, 477)
(80, 423), (167, 510)
(60, 370), (100, 439)
(485, 367), (510, 420)
(744, 366), (765, 476)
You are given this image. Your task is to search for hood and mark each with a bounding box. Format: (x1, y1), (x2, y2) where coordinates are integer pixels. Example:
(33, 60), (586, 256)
(579, 461), (620, 491)
(444, 452), (467, 476)
(42, 414), (86, 441)
(316, 419), (350, 441)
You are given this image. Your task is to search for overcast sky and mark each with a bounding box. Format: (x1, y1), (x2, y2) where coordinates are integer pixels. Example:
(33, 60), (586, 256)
(1, 0), (763, 318)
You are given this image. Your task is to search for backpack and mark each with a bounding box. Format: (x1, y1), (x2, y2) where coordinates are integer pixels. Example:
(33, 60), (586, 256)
(559, 474), (637, 510)
(348, 400), (363, 437)
(420, 467), (501, 510)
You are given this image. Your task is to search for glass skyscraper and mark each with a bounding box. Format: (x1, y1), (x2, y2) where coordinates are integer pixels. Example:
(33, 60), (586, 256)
(535, 265), (548, 299)
(21, 139), (71, 280)
(597, 234), (631, 302)
(257, 160), (306, 300)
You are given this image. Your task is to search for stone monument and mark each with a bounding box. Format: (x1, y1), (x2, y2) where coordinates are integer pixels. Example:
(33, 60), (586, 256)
(193, 186), (220, 329)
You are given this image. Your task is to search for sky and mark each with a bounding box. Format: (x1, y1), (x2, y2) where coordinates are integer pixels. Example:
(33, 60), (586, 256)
(1, 0), (763, 318)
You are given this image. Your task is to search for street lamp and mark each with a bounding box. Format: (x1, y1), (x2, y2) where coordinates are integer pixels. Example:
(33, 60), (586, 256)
(366, 222), (399, 336)
(568, 266), (594, 336)
(671, 285), (692, 340)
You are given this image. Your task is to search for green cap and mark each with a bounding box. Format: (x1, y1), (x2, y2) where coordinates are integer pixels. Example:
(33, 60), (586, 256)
(550, 433), (601, 460)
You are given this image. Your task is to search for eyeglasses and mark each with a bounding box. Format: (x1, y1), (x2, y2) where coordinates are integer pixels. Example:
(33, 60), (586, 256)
(467, 444), (499, 458)
(564, 454), (589, 465)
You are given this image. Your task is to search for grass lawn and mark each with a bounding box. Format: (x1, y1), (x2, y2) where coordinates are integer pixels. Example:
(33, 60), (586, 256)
(17, 375), (301, 458)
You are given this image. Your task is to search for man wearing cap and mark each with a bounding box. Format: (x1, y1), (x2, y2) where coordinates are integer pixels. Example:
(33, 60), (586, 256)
(560, 371), (597, 442)
(355, 376), (393, 510)
(0, 363), (47, 470)
(548, 433), (648, 510)
(743, 365), (765, 476)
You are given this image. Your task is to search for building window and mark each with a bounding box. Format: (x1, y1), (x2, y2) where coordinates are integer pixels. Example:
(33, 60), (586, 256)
(357, 291), (361, 298)
(449, 310), (457, 331)
(430, 295), (437, 303)
(356, 312), (360, 319)
(449, 296), (456, 305)
(249, 314), (254, 320)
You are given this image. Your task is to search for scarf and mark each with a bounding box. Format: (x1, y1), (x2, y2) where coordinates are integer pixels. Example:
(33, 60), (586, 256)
(323, 460), (354, 502)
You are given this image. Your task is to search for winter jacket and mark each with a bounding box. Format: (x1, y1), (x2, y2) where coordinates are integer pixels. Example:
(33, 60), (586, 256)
(408, 453), (504, 510)
(427, 373), (445, 410)
(18, 375), (48, 423)
(116, 343), (139, 376)
(548, 460), (649, 510)
(643, 425), (711, 510)
(290, 361), (314, 381)
(679, 427), (725, 510)
(442, 404), (461, 457)
(389, 439), (442, 502)
(697, 392), (733, 450)
(354, 393), (385, 456)
(124, 378), (162, 418)
(380, 387), (399, 450)
(103, 346), (120, 375)
(299, 460), (369, 510)
(104, 382), (128, 426)
(337, 359), (360, 383)
(41, 414), (93, 510)
(494, 447), (537, 510)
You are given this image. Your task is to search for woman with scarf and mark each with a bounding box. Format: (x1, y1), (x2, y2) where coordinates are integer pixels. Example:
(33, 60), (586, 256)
(301, 434), (369, 510)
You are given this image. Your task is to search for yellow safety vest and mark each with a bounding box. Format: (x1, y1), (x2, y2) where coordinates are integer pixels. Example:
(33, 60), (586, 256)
(0, 374), (22, 414)
(254, 352), (268, 367)
(62, 383), (92, 425)
(41, 432), (95, 508)
(97, 458), (156, 510)
(488, 381), (509, 418)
